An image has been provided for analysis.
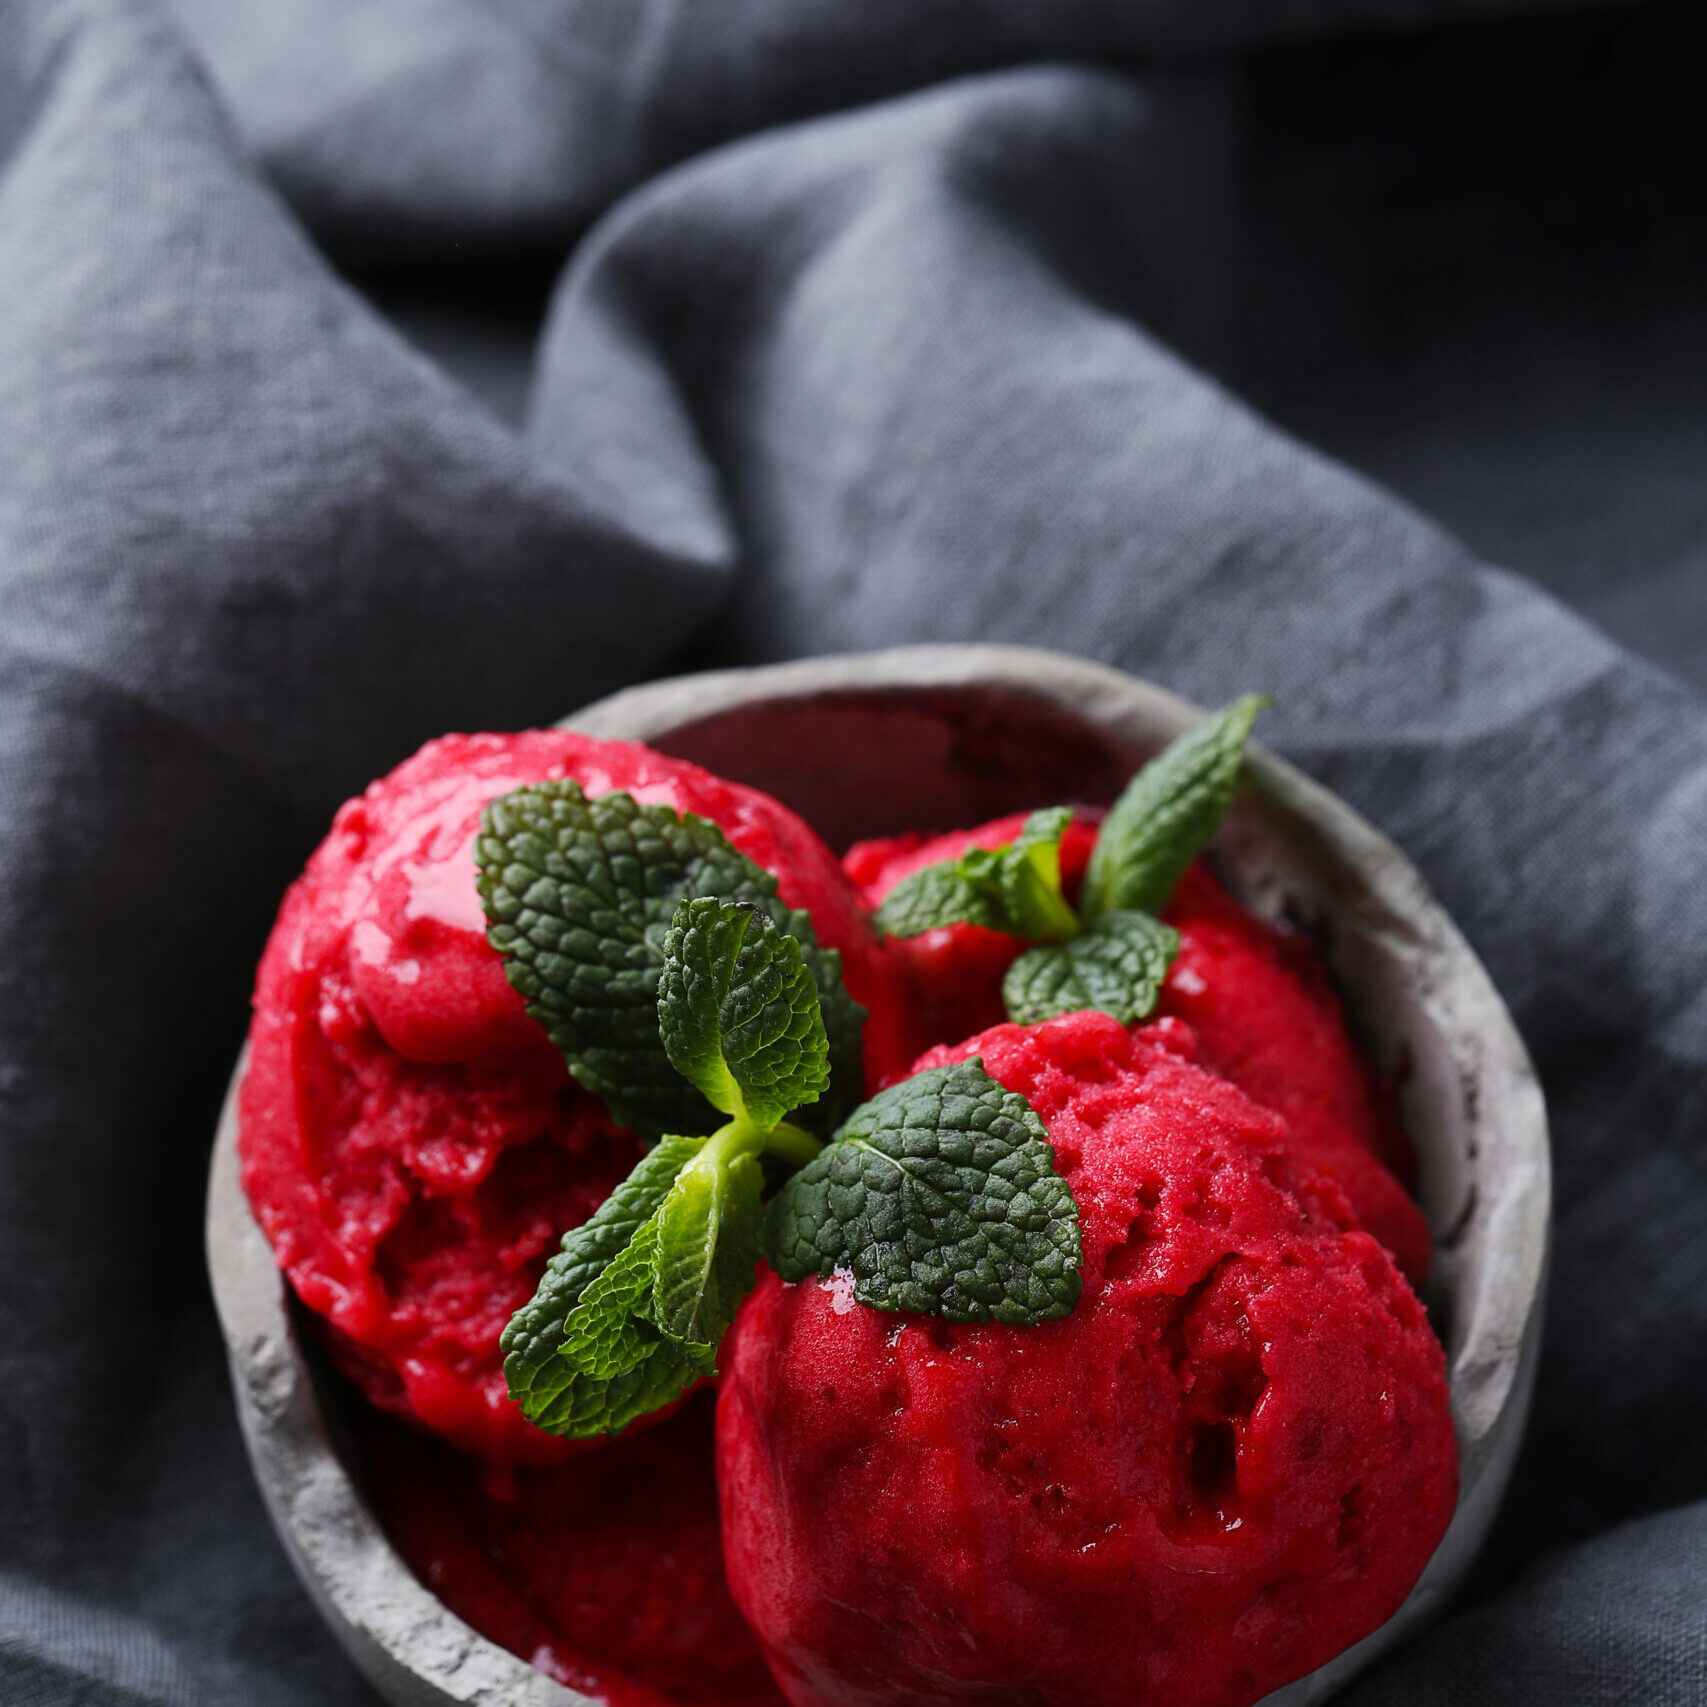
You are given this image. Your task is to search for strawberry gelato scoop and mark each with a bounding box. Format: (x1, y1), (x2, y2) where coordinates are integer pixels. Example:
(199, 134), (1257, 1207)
(847, 818), (1431, 1285)
(240, 729), (908, 1464)
(718, 1011), (1457, 1707)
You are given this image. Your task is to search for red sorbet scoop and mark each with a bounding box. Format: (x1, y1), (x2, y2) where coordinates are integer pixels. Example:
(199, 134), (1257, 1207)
(846, 818), (1431, 1285)
(718, 1011), (1457, 1707)
(239, 729), (909, 1464)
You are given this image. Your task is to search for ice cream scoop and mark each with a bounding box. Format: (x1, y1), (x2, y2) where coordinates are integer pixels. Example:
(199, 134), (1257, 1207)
(850, 819), (1430, 1284)
(238, 728), (907, 1463)
(718, 1010), (1457, 1707)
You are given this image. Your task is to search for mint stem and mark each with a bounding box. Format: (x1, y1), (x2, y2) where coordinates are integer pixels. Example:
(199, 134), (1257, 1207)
(692, 1119), (766, 1175)
(684, 1117), (824, 1181)
(763, 1120), (825, 1168)
(1025, 886), (1081, 942)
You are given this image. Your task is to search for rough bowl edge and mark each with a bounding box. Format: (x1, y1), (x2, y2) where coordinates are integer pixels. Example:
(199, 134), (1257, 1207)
(206, 641), (1551, 1707)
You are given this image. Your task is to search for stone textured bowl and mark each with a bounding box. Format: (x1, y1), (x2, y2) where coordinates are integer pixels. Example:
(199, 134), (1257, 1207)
(207, 643), (1550, 1707)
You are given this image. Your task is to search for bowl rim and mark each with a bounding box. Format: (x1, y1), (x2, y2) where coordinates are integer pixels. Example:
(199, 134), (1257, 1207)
(207, 641), (1550, 1707)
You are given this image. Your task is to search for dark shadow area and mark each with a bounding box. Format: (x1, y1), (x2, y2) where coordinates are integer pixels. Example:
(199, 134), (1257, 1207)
(343, 245), (564, 430)
(1235, 0), (1707, 687)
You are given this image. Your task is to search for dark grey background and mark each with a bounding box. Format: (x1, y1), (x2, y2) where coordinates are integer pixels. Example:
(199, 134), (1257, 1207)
(3, 0), (1704, 1702)
(342, 2), (1707, 693)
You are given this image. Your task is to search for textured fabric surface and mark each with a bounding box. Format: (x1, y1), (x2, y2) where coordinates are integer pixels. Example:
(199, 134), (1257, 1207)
(160, 0), (1600, 252)
(1, 1), (1702, 1704)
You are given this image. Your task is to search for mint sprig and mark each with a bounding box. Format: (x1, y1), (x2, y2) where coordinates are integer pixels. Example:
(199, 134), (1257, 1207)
(766, 1059), (1082, 1324)
(871, 697), (1266, 1027)
(499, 1135), (716, 1438)
(475, 780), (865, 1143)
(874, 807), (1078, 941)
(502, 898), (825, 1438)
(1003, 910), (1180, 1026)
(1079, 693), (1270, 921)
(501, 899), (1086, 1441)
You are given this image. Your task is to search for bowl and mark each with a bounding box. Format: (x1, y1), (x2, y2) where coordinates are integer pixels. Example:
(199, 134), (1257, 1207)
(206, 642), (1550, 1707)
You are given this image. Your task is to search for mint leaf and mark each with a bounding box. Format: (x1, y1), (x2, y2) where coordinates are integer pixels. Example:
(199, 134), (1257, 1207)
(1002, 910), (1180, 1026)
(503, 1130), (765, 1439)
(657, 898), (829, 1129)
(500, 1135), (712, 1438)
(652, 1148), (765, 1348)
(1080, 695), (1269, 920)
(476, 780), (864, 1143)
(562, 1219), (666, 1379)
(874, 807), (1079, 941)
(1007, 806), (1077, 933)
(518, 1335), (710, 1442)
(870, 861), (989, 938)
(766, 1059), (1082, 1325)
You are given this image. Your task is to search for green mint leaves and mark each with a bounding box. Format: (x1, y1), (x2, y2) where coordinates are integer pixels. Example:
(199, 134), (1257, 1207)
(650, 1138), (766, 1347)
(1003, 910), (1181, 1026)
(500, 1135), (720, 1438)
(500, 896), (1085, 1441)
(487, 697), (1268, 1445)
(502, 899), (823, 1438)
(767, 1059), (1082, 1324)
(1079, 693), (1270, 920)
(873, 807), (1079, 941)
(475, 780), (864, 1144)
(874, 697), (1266, 1028)
(658, 897), (829, 1129)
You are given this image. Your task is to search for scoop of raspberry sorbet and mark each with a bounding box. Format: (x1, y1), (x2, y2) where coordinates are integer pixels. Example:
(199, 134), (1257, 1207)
(239, 729), (909, 1464)
(717, 1011), (1456, 1707)
(847, 818), (1431, 1284)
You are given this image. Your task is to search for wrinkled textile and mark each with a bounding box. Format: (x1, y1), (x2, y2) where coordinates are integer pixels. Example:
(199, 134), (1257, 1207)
(158, 0), (1586, 251)
(2, 1), (1703, 1704)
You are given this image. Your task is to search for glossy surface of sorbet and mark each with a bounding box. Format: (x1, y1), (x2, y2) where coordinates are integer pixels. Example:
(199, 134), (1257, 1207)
(240, 729), (907, 1463)
(846, 819), (1431, 1283)
(719, 1012), (1457, 1707)
(365, 1392), (785, 1707)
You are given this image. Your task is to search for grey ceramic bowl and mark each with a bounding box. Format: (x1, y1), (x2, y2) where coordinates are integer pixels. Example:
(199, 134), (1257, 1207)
(207, 643), (1550, 1707)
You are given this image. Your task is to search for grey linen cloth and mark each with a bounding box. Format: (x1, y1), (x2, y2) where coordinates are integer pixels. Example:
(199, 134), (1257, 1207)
(2, 0), (1702, 1703)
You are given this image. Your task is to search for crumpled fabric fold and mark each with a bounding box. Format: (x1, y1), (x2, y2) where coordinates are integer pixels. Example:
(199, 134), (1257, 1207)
(1, 0), (1700, 1703)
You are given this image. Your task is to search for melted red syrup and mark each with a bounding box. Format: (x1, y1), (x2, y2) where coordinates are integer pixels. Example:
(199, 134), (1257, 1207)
(359, 1391), (786, 1707)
